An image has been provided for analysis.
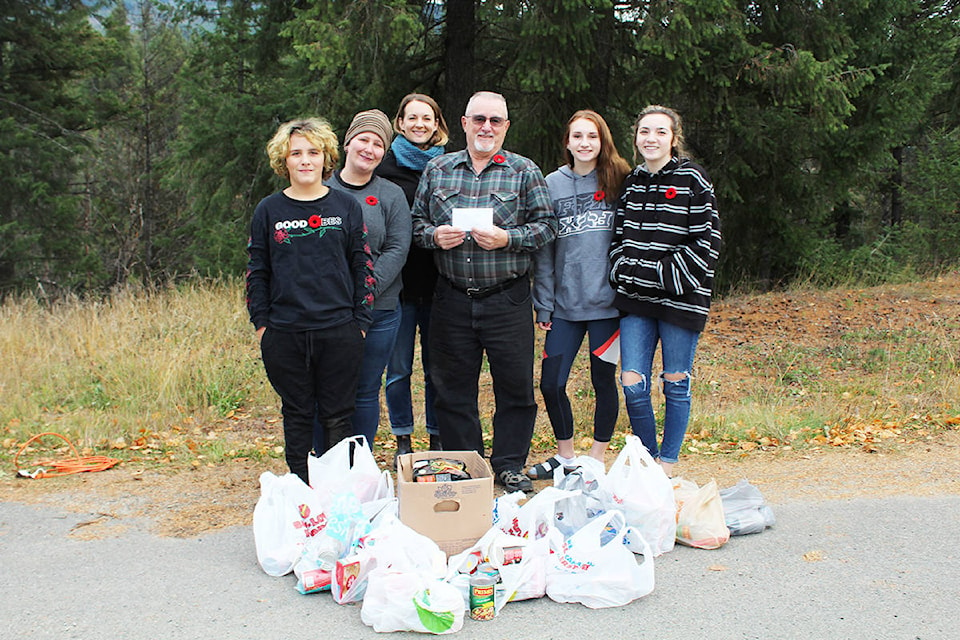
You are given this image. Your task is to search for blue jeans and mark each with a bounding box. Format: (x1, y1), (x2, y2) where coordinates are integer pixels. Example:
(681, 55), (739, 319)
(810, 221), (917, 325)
(350, 306), (402, 447)
(384, 301), (439, 437)
(619, 314), (700, 464)
(429, 277), (537, 474)
(540, 317), (619, 443)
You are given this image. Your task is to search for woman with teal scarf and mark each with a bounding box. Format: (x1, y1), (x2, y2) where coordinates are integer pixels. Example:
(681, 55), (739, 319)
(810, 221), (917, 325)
(376, 93), (450, 465)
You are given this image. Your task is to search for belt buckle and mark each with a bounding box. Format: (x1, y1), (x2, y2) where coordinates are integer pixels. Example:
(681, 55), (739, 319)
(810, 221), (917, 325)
(465, 287), (482, 297)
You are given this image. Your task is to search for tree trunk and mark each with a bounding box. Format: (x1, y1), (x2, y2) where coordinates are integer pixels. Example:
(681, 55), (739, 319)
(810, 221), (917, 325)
(443, 0), (476, 150)
(890, 146), (903, 227)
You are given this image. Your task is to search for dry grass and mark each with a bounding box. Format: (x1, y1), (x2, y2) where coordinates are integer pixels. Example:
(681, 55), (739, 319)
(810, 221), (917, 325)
(2, 274), (960, 478)
(0, 281), (271, 461)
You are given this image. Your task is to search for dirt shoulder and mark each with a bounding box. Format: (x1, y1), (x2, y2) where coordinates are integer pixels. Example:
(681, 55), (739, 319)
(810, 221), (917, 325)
(2, 430), (958, 540)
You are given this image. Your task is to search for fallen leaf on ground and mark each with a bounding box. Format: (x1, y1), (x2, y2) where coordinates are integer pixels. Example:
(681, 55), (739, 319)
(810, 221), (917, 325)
(803, 550), (824, 562)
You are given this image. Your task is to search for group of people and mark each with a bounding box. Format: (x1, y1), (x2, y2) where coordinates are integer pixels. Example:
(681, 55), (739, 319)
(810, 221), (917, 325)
(246, 90), (721, 493)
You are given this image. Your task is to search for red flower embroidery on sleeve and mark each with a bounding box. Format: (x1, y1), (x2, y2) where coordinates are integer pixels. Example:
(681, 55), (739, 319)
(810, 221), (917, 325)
(492, 154), (506, 164)
(665, 187), (677, 199)
(365, 195), (379, 206)
(593, 190), (605, 202)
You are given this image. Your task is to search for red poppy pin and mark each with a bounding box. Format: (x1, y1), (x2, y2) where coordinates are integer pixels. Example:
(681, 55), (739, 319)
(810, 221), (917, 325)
(365, 195), (379, 206)
(492, 154), (506, 164)
(665, 187), (678, 199)
(593, 190), (605, 202)
(308, 215), (322, 228)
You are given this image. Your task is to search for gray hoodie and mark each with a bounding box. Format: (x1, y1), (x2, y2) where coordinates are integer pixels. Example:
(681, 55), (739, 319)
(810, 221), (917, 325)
(533, 165), (618, 323)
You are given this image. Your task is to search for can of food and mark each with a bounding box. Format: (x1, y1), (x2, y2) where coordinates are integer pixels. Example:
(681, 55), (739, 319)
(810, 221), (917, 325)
(475, 562), (500, 581)
(493, 545), (523, 566)
(469, 571), (496, 621)
(458, 550), (484, 574)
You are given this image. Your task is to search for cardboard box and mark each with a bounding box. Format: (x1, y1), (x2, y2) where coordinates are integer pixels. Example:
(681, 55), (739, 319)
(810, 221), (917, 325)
(397, 451), (493, 556)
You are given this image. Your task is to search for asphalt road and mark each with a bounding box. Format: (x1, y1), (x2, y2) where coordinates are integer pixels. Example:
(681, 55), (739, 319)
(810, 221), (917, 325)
(2, 495), (957, 639)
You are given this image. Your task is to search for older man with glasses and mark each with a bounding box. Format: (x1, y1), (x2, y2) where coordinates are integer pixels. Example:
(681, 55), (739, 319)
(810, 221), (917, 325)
(411, 90), (557, 493)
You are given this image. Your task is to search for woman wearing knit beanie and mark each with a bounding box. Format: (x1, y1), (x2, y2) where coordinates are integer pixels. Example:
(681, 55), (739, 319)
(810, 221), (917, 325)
(376, 94), (449, 465)
(322, 109), (412, 454)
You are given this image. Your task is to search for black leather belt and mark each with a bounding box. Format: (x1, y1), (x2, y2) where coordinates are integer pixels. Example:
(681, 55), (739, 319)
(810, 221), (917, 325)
(445, 275), (524, 299)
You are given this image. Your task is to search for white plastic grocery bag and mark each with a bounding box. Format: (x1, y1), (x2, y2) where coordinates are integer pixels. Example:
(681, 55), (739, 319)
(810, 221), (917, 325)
(362, 513), (447, 576)
(506, 486), (577, 539)
(492, 491), (525, 535)
(360, 569), (464, 634)
(545, 510), (655, 608)
(253, 471), (329, 577)
(605, 435), (676, 555)
(554, 456), (612, 521)
(308, 435), (393, 505)
(445, 526), (554, 610)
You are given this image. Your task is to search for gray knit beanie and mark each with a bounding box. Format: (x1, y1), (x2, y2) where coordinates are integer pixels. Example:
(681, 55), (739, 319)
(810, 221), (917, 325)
(343, 109), (393, 148)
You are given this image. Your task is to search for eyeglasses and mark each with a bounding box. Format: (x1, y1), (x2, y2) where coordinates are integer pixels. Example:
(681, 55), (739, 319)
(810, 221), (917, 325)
(466, 115), (506, 127)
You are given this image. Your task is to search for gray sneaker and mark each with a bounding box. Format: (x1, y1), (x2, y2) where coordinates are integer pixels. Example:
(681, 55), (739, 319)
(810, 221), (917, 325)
(496, 469), (533, 493)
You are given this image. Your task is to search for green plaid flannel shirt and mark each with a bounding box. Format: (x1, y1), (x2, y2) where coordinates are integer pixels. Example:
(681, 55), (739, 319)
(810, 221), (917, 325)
(412, 149), (557, 289)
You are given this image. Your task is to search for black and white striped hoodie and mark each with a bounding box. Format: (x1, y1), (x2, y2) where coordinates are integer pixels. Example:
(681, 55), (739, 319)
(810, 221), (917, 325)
(608, 157), (721, 332)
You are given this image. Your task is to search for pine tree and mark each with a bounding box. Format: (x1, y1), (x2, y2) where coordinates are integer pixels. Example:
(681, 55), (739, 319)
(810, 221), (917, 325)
(0, 0), (112, 293)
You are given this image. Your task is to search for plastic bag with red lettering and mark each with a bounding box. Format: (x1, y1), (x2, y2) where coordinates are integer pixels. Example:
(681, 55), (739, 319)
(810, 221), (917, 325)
(545, 510), (655, 608)
(604, 435), (676, 556)
(492, 491), (525, 537)
(253, 471), (329, 577)
(673, 477), (731, 550)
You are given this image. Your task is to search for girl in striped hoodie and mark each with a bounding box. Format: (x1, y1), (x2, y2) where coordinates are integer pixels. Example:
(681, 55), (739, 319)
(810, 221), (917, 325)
(608, 105), (721, 477)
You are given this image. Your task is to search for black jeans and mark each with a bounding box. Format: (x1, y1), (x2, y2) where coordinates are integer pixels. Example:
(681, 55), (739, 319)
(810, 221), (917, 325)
(429, 276), (537, 474)
(260, 322), (364, 483)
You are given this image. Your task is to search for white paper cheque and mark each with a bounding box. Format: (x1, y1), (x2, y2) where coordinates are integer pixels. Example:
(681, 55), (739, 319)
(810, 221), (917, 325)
(451, 207), (494, 231)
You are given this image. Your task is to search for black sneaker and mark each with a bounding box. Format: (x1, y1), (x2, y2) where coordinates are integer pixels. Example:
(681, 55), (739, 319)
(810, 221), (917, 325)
(496, 469), (533, 493)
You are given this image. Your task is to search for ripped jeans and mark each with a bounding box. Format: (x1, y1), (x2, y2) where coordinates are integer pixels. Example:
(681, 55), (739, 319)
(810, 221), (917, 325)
(619, 314), (700, 464)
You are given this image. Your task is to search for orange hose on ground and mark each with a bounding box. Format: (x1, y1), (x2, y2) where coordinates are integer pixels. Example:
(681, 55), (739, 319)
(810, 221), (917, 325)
(14, 432), (121, 478)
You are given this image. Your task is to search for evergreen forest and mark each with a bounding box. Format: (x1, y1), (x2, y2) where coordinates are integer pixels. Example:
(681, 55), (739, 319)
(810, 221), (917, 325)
(3, 0), (960, 297)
